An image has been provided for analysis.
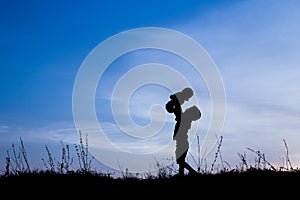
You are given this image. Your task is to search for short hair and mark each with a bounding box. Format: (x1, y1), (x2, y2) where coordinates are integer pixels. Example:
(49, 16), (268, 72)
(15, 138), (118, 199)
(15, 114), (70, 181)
(182, 87), (193, 98)
(185, 105), (201, 121)
(173, 87), (194, 104)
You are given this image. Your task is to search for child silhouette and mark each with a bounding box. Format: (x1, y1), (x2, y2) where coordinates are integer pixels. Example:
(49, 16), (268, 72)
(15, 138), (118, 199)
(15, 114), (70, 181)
(165, 88), (201, 176)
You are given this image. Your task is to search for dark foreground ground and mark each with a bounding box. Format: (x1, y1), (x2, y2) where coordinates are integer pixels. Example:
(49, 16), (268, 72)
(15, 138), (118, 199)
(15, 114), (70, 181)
(1, 169), (299, 198)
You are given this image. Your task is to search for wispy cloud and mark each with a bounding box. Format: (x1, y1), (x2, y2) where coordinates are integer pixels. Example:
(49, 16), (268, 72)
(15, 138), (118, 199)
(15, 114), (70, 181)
(0, 125), (8, 133)
(167, 0), (300, 168)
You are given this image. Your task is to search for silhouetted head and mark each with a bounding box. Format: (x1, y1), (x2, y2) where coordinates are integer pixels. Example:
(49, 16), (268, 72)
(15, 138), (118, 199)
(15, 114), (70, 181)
(172, 87), (194, 104)
(181, 87), (193, 99)
(184, 105), (201, 121)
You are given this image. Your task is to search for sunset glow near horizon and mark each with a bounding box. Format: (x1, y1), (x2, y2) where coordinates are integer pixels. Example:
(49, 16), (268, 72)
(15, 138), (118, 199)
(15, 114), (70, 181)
(1, 0), (300, 174)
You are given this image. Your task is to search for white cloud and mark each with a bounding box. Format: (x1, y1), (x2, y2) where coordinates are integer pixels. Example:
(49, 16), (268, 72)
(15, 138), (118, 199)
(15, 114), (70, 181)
(0, 125), (8, 133)
(166, 0), (300, 169)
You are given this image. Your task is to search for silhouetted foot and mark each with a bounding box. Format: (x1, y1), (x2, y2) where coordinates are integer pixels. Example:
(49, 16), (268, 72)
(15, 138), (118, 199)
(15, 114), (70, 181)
(187, 170), (197, 176)
(173, 172), (185, 178)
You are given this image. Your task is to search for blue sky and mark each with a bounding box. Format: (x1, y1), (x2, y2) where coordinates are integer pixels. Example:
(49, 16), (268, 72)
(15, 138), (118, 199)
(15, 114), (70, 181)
(1, 0), (300, 174)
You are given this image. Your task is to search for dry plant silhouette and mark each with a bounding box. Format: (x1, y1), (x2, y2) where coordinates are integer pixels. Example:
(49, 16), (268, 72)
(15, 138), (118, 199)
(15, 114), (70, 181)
(1, 132), (300, 198)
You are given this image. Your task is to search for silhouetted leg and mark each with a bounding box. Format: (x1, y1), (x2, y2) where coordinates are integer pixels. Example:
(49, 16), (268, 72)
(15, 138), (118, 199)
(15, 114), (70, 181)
(178, 163), (185, 176)
(183, 162), (197, 174)
(173, 121), (180, 140)
(175, 146), (187, 176)
(176, 149), (187, 176)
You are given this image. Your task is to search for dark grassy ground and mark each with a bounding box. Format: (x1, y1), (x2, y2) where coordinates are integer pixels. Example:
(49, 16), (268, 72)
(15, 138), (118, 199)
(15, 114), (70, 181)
(2, 136), (298, 197)
(1, 169), (299, 198)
